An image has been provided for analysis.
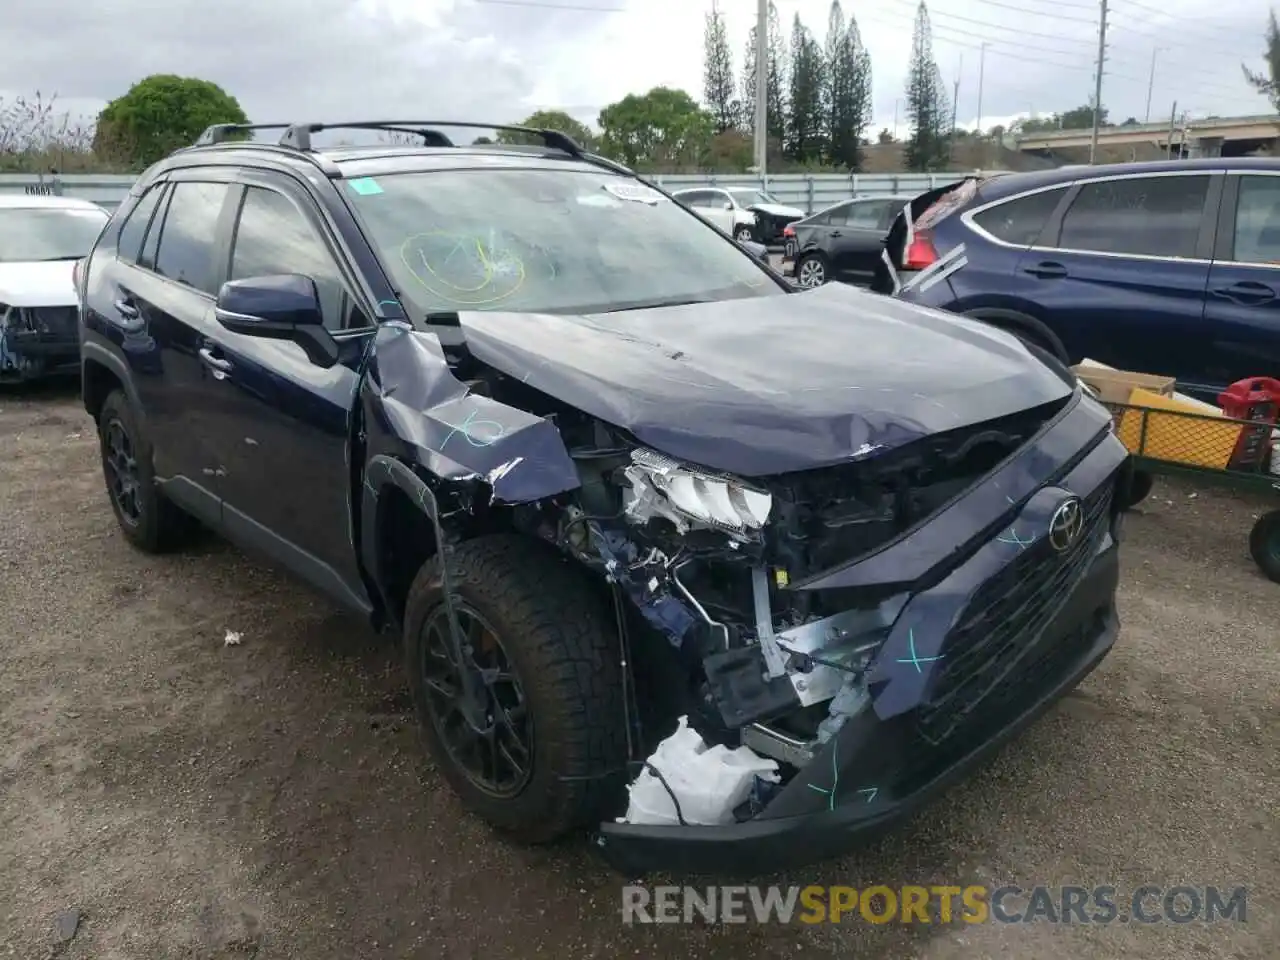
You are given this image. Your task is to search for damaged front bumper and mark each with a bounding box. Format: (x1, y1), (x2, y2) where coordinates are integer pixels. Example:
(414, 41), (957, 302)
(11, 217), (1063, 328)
(597, 527), (1120, 877)
(597, 394), (1130, 876)
(0, 306), (80, 381)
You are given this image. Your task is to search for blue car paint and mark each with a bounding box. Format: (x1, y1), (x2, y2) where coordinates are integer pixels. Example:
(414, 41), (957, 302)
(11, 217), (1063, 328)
(895, 157), (1280, 401)
(458, 282), (1074, 477)
(79, 140), (1131, 876)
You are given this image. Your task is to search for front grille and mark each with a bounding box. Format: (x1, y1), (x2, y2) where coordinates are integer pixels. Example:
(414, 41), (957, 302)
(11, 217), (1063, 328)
(916, 478), (1114, 744)
(765, 399), (1069, 580)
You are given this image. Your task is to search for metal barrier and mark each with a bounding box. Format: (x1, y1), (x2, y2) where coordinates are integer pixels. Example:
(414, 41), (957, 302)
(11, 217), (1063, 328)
(0, 169), (1002, 217)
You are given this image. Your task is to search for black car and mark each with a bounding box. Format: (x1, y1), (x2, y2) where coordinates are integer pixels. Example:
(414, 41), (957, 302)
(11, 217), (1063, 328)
(782, 194), (913, 288)
(77, 120), (1130, 876)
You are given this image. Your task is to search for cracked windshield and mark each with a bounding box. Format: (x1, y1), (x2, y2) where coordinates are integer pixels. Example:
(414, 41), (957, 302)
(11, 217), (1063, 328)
(344, 168), (783, 316)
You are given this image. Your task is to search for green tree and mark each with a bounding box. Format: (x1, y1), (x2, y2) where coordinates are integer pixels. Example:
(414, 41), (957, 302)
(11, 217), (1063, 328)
(877, 127), (895, 144)
(827, 1), (872, 169)
(703, 8), (738, 132)
(765, 2), (788, 149)
(786, 15), (825, 163)
(498, 110), (594, 149)
(1243, 9), (1280, 111)
(94, 75), (248, 168)
(903, 2), (950, 171)
(597, 87), (714, 170)
(740, 24), (759, 133)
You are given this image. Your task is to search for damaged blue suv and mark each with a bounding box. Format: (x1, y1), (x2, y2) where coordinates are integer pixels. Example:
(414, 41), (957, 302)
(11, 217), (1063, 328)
(77, 121), (1131, 876)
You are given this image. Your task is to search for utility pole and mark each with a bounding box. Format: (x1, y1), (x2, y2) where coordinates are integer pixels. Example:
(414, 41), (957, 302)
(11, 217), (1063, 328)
(949, 61), (961, 165)
(1168, 99), (1178, 159)
(1144, 47), (1161, 123)
(1089, 0), (1109, 164)
(975, 42), (988, 135)
(754, 0), (768, 183)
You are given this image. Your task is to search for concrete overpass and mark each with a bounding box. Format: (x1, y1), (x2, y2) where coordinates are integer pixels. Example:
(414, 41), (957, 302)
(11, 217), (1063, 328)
(1015, 113), (1280, 159)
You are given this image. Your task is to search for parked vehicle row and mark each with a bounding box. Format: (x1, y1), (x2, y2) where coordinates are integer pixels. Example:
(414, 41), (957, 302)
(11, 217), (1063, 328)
(72, 120), (1127, 876)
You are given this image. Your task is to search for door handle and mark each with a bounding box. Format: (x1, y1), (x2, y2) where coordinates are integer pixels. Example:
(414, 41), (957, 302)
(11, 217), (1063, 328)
(113, 298), (139, 319)
(829, 231), (843, 238)
(198, 346), (233, 376)
(1213, 281), (1276, 303)
(1024, 261), (1068, 279)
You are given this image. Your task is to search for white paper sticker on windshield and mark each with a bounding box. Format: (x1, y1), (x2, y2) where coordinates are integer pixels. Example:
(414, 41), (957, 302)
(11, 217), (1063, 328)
(603, 182), (662, 205)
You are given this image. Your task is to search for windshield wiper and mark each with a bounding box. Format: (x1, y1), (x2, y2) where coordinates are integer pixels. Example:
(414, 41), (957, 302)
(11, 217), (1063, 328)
(605, 298), (713, 313)
(32, 255), (85, 262)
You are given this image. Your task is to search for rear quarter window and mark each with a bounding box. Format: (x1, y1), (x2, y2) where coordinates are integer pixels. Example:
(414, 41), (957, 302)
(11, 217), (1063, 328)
(971, 186), (1068, 246)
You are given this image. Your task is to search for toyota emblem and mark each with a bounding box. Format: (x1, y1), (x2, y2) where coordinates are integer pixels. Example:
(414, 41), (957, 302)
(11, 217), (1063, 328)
(1048, 497), (1084, 553)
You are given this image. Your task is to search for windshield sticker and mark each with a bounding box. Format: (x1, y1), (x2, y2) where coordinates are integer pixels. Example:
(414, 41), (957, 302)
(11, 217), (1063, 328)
(576, 192), (621, 208)
(603, 182), (662, 205)
(348, 177), (384, 196)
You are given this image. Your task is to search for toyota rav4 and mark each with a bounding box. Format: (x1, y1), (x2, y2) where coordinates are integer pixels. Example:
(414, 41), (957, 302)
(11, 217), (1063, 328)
(77, 120), (1131, 876)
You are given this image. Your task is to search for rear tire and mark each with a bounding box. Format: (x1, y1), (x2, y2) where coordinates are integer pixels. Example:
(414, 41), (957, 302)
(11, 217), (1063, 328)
(96, 389), (200, 553)
(962, 309), (1071, 365)
(1249, 510), (1280, 584)
(795, 253), (829, 288)
(403, 535), (627, 843)
(1119, 470), (1154, 511)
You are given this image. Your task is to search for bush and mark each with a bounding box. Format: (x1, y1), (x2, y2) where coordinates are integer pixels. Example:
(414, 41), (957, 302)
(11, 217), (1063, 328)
(0, 92), (121, 174)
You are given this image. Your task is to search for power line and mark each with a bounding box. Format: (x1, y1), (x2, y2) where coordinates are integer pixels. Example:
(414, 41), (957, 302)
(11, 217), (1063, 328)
(970, 0), (1099, 27)
(471, 0), (625, 11)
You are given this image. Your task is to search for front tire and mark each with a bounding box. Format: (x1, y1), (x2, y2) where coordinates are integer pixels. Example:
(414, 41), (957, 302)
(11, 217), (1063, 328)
(96, 389), (200, 553)
(734, 224), (755, 243)
(403, 535), (627, 843)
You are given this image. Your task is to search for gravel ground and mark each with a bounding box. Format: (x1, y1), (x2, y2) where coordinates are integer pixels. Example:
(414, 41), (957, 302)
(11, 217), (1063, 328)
(1, 383), (1277, 959)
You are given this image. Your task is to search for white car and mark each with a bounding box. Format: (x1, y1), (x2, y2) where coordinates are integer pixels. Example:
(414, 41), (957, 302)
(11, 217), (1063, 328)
(671, 187), (806, 244)
(0, 194), (109, 382)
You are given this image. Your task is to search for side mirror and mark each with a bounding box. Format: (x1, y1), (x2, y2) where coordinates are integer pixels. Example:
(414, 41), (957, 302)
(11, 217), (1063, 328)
(741, 240), (769, 263)
(215, 274), (338, 367)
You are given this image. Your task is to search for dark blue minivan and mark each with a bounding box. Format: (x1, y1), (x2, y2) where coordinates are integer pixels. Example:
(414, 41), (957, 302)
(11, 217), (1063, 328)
(877, 158), (1280, 401)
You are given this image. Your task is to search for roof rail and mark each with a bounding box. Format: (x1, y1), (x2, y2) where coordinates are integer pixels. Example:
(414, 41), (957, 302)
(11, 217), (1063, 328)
(277, 121), (586, 158)
(193, 120), (631, 179)
(194, 123), (297, 146)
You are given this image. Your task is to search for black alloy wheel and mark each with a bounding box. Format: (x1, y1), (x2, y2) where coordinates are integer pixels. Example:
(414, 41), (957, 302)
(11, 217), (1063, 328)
(103, 416), (142, 527)
(417, 601), (533, 798)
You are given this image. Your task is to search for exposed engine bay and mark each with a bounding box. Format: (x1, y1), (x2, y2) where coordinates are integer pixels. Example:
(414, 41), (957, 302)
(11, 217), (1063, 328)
(470, 352), (1072, 821)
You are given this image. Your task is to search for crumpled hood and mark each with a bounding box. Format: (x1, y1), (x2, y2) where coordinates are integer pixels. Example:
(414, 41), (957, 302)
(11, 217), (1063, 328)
(750, 202), (805, 219)
(458, 282), (1074, 477)
(0, 260), (76, 308)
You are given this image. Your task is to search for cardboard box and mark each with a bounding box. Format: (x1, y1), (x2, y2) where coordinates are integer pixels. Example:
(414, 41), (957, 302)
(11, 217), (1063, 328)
(1071, 365), (1176, 406)
(1116, 387), (1243, 469)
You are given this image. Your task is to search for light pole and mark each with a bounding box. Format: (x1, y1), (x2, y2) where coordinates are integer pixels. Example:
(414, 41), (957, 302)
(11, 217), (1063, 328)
(1144, 47), (1164, 123)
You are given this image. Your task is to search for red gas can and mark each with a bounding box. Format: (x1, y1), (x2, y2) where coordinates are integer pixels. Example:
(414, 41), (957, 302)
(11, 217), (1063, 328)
(1217, 377), (1280, 470)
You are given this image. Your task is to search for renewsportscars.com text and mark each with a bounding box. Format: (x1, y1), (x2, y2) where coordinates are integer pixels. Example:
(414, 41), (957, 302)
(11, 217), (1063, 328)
(621, 884), (1248, 925)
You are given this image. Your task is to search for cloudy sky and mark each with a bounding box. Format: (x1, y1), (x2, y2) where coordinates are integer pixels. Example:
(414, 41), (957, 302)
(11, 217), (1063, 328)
(0, 0), (1273, 141)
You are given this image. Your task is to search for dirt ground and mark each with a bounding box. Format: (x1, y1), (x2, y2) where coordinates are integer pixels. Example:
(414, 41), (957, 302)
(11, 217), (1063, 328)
(1, 383), (1276, 959)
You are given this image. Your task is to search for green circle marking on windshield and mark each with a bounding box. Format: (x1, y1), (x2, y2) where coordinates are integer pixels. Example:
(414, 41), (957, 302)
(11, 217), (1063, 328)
(400, 231), (552, 306)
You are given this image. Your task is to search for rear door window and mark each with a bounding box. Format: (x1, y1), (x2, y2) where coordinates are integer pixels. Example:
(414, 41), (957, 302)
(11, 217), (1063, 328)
(848, 200), (891, 229)
(1058, 175), (1210, 258)
(1230, 175), (1280, 264)
(972, 187), (1068, 247)
(117, 185), (164, 263)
